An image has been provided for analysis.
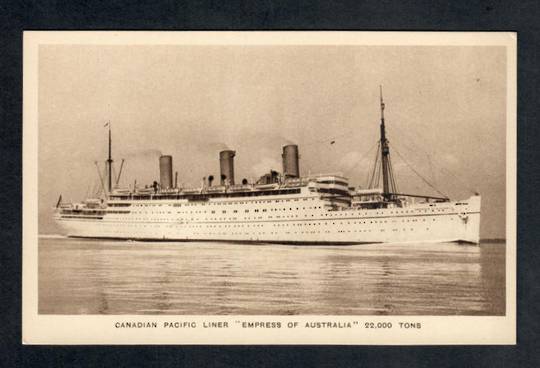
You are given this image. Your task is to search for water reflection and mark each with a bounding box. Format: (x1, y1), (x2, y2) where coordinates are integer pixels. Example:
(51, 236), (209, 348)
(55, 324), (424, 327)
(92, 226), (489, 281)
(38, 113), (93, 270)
(38, 238), (505, 315)
(478, 243), (506, 315)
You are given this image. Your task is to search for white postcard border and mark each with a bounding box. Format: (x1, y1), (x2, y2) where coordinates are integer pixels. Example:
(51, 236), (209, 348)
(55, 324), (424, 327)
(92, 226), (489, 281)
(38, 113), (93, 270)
(23, 31), (516, 345)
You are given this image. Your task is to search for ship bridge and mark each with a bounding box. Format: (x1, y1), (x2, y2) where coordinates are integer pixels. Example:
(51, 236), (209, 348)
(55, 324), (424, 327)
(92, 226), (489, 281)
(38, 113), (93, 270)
(305, 174), (351, 209)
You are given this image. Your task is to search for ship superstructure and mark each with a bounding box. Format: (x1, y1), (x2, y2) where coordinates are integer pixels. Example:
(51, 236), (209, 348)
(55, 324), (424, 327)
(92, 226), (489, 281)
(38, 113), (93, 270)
(54, 90), (481, 244)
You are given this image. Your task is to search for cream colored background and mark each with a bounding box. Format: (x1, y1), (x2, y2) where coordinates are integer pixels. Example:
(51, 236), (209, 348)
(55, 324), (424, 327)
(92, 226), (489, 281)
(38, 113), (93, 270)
(23, 31), (516, 345)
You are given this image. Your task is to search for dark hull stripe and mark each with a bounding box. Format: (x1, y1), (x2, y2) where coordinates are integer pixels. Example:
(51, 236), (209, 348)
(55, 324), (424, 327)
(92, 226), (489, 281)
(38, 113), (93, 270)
(68, 235), (379, 246)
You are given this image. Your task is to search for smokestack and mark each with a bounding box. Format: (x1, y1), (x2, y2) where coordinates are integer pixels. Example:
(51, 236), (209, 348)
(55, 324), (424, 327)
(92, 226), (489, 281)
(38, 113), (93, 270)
(282, 144), (300, 178)
(159, 155), (173, 189)
(174, 171), (178, 188)
(219, 150), (235, 185)
(208, 175), (214, 187)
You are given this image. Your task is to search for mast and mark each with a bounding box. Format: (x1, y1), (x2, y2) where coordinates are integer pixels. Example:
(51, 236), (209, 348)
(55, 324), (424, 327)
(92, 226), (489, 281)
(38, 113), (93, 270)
(107, 121), (113, 194)
(379, 86), (391, 201)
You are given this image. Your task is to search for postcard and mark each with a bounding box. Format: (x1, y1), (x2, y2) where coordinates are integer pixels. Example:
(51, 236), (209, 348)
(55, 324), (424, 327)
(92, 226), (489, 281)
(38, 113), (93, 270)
(23, 31), (516, 344)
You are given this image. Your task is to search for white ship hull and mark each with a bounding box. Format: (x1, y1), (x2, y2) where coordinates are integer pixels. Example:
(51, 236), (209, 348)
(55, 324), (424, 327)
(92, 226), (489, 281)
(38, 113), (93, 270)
(55, 192), (481, 245)
(55, 92), (481, 246)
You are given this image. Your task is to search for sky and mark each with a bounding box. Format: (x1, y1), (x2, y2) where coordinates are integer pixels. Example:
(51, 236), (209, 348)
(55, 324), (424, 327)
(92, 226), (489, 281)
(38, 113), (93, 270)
(38, 44), (507, 238)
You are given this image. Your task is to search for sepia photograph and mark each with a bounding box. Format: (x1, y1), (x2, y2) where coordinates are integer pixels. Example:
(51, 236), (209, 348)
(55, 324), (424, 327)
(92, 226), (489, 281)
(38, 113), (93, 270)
(23, 31), (516, 344)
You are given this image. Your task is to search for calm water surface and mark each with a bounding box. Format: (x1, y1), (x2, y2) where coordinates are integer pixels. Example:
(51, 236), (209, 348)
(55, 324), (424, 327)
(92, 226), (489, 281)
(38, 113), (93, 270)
(38, 237), (505, 315)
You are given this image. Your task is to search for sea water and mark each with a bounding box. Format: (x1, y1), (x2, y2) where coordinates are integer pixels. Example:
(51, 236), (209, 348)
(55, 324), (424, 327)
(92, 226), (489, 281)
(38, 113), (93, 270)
(38, 237), (505, 315)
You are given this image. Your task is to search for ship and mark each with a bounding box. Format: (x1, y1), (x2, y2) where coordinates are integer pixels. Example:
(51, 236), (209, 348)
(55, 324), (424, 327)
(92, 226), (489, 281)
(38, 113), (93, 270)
(53, 89), (481, 245)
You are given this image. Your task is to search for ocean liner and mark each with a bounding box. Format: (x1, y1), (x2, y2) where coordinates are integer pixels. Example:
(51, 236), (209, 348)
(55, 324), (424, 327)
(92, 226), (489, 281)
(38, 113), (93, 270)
(54, 89), (481, 244)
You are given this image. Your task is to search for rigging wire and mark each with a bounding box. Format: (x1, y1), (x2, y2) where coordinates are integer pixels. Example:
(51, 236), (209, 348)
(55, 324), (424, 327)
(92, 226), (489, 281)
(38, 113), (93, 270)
(375, 159), (381, 188)
(349, 140), (380, 174)
(112, 165), (117, 188)
(314, 97), (468, 196)
(367, 143), (380, 188)
(390, 143), (448, 198)
(388, 155), (398, 194)
(338, 139), (380, 188)
(427, 153), (437, 189)
(389, 122), (477, 194)
(92, 182), (100, 197)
